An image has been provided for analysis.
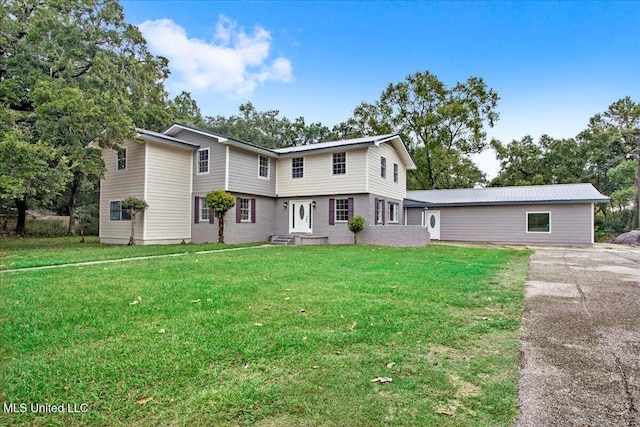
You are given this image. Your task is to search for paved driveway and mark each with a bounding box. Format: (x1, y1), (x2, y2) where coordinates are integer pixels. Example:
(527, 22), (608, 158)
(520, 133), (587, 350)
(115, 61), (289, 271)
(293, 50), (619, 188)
(516, 244), (640, 426)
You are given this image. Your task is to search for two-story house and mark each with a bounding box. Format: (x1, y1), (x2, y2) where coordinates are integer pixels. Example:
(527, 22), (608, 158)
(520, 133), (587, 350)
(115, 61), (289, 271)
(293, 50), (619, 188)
(99, 124), (429, 246)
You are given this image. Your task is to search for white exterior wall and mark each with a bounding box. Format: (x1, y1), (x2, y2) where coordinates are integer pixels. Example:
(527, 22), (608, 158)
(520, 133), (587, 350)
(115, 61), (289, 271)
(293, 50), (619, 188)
(99, 140), (145, 244)
(143, 142), (193, 243)
(367, 143), (407, 201)
(276, 149), (368, 197)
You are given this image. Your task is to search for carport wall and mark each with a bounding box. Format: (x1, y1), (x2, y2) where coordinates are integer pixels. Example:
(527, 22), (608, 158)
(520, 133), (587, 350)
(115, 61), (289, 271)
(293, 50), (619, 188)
(407, 203), (595, 245)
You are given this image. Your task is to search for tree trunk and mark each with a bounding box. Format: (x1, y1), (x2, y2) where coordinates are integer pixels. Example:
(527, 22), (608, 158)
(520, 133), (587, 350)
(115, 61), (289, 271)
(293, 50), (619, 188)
(217, 214), (225, 243)
(67, 174), (81, 235)
(15, 198), (27, 235)
(129, 212), (136, 245)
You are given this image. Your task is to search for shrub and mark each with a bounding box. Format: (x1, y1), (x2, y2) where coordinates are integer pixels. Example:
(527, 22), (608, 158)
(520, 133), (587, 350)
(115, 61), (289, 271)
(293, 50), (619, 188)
(348, 215), (365, 244)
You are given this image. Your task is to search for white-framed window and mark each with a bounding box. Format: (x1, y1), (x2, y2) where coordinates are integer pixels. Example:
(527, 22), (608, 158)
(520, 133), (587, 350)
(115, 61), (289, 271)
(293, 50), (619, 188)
(292, 157), (304, 179)
(381, 156), (387, 178)
(117, 148), (126, 170)
(258, 155), (269, 178)
(393, 163), (399, 183)
(197, 148), (209, 174)
(335, 198), (349, 222)
(109, 201), (131, 221)
(527, 212), (551, 233)
(239, 198), (252, 222)
(388, 202), (399, 223)
(200, 197), (209, 222)
(332, 152), (346, 175)
(375, 198), (385, 224)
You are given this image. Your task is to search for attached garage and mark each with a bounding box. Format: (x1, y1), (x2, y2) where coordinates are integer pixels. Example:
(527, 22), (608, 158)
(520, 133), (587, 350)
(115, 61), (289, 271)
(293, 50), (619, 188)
(404, 183), (610, 245)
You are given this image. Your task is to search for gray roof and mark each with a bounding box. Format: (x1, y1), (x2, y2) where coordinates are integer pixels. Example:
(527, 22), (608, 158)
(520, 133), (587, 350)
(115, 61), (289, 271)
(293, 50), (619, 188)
(406, 183), (610, 207)
(136, 128), (199, 149)
(273, 134), (397, 153)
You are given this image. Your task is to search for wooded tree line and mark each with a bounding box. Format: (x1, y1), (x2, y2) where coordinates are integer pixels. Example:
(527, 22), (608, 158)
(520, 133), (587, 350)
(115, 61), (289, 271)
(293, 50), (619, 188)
(1, 0), (638, 237)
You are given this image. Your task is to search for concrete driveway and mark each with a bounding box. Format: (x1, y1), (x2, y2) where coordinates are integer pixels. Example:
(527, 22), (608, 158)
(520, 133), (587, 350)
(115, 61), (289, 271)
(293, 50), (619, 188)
(516, 244), (640, 426)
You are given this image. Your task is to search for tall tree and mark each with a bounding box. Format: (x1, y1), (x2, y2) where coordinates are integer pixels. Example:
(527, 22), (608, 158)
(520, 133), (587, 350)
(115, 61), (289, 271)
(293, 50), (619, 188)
(204, 102), (335, 149)
(0, 0), (171, 234)
(334, 71), (499, 189)
(578, 96), (640, 229)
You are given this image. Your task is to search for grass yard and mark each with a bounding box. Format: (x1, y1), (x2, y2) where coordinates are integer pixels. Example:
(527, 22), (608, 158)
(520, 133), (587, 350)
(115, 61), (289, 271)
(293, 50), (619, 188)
(0, 239), (530, 426)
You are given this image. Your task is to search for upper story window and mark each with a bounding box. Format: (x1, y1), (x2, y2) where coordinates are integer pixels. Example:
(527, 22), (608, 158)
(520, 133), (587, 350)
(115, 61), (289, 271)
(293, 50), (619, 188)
(109, 201), (131, 221)
(292, 157), (304, 179)
(258, 155), (269, 178)
(388, 202), (399, 223)
(393, 163), (399, 183)
(117, 148), (126, 170)
(332, 152), (346, 175)
(381, 156), (387, 179)
(197, 148), (209, 174)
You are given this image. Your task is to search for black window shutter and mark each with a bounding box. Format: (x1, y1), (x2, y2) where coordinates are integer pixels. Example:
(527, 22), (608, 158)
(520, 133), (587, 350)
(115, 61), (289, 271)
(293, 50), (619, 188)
(251, 198), (256, 223)
(382, 200), (386, 225)
(329, 198), (335, 225)
(194, 197), (200, 224)
(347, 197), (354, 220)
(236, 198), (242, 223)
(209, 207), (214, 224)
(374, 198), (379, 225)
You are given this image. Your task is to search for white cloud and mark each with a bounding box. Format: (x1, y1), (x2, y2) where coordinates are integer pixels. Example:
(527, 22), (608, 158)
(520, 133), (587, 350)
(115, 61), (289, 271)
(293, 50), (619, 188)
(139, 16), (292, 98)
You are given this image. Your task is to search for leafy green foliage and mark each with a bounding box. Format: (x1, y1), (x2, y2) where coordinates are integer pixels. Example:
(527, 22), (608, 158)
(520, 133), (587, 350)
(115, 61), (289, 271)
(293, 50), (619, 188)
(203, 102), (335, 148)
(335, 70), (499, 189)
(205, 190), (236, 243)
(348, 215), (365, 244)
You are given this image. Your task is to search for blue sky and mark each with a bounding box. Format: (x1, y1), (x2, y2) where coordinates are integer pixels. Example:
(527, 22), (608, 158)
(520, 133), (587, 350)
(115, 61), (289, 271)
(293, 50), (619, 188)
(121, 0), (640, 177)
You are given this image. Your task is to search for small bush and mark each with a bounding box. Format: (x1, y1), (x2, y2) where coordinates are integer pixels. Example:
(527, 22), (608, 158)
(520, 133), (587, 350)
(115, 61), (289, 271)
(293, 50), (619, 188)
(348, 215), (365, 244)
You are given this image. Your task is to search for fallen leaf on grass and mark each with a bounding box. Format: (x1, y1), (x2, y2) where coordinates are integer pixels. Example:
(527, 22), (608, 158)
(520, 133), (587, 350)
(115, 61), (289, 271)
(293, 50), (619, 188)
(370, 377), (393, 383)
(190, 299), (200, 303)
(158, 329), (165, 334)
(254, 323), (263, 327)
(135, 396), (153, 405)
(348, 321), (357, 332)
(300, 309), (306, 313)
(129, 300), (138, 305)
(386, 362), (395, 369)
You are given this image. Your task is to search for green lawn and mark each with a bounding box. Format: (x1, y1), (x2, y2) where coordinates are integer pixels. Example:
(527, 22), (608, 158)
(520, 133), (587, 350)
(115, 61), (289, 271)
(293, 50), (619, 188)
(0, 239), (530, 426)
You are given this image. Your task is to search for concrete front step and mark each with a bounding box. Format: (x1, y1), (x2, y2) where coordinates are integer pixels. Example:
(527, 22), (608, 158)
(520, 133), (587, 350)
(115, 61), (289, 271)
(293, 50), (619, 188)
(270, 235), (296, 245)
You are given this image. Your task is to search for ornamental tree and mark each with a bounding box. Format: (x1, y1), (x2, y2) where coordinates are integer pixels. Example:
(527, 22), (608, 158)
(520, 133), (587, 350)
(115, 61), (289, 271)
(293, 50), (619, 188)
(348, 215), (365, 244)
(205, 190), (236, 243)
(121, 197), (148, 245)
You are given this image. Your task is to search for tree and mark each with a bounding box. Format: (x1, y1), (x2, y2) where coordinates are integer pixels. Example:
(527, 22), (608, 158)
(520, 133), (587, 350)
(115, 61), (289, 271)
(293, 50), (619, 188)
(121, 197), (148, 245)
(348, 215), (365, 244)
(0, 128), (70, 234)
(203, 102), (335, 148)
(205, 190), (236, 243)
(579, 97), (640, 230)
(335, 71), (499, 189)
(1, 0), (173, 235)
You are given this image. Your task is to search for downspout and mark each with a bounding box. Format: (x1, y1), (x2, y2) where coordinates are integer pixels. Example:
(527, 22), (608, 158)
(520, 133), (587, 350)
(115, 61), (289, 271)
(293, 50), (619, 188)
(142, 142), (148, 242)
(225, 146), (230, 191)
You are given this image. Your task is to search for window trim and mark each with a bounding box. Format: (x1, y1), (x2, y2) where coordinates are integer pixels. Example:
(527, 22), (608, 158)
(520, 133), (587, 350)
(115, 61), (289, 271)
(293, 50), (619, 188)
(117, 148), (127, 171)
(199, 197), (210, 222)
(258, 155), (270, 179)
(388, 202), (399, 223)
(109, 200), (131, 221)
(526, 211), (551, 233)
(334, 198), (350, 223)
(291, 157), (304, 179)
(239, 198), (251, 223)
(332, 152), (347, 176)
(375, 198), (385, 225)
(197, 148), (210, 175)
(381, 156), (387, 179)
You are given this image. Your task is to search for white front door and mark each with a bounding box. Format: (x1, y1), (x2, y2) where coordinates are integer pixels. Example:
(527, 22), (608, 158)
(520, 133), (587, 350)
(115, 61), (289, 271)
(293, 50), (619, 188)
(289, 200), (313, 234)
(424, 210), (440, 240)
